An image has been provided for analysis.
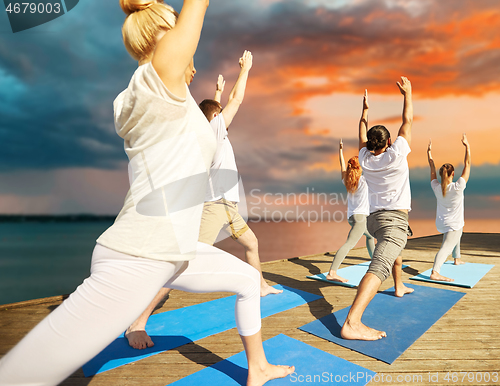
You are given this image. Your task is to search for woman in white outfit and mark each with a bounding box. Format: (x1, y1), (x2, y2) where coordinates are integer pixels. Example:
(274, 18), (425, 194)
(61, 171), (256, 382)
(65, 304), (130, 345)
(426, 134), (471, 282)
(327, 139), (374, 283)
(0, 1), (293, 385)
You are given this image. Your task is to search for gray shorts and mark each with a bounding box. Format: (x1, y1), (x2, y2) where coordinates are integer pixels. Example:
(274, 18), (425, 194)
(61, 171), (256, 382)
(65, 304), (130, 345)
(366, 210), (409, 282)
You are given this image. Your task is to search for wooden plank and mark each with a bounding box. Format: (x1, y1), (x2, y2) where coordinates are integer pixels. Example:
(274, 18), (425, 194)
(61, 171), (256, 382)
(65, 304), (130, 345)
(0, 233), (499, 386)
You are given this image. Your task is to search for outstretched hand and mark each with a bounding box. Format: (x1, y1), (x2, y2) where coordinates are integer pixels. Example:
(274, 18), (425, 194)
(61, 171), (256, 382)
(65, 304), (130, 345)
(363, 89), (369, 110)
(461, 133), (469, 147)
(339, 139), (343, 150)
(427, 139), (432, 152)
(216, 74), (225, 93)
(396, 76), (412, 95)
(239, 50), (253, 71)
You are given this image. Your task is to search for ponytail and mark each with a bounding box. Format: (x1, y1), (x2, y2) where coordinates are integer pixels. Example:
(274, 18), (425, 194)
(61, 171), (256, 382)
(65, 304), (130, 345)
(344, 156), (362, 193)
(366, 125), (390, 151)
(439, 163), (455, 197)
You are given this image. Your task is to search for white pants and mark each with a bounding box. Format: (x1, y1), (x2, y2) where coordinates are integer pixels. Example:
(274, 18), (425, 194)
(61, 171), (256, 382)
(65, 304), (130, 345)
(432, 228), (463, 273)
(0, 242), (260, 386)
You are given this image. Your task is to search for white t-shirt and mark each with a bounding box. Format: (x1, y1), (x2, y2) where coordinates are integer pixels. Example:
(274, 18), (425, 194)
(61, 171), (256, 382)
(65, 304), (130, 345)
(97, 63), (216, 262)
(344, 175), (370, 218)
(205, 114), (240, 202)
(359, 136), (412, 213)
(431, 177), (466, 233)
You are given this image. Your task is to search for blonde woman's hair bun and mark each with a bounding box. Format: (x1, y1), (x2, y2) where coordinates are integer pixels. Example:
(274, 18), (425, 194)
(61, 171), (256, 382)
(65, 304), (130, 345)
(119, 0), (177, 62)
(120, 0), (162, 15)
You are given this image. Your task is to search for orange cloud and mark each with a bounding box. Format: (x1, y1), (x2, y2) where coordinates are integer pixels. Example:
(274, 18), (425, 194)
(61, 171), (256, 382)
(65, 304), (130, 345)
(241, 4), (500, 112)
(375, 115), (423, 124)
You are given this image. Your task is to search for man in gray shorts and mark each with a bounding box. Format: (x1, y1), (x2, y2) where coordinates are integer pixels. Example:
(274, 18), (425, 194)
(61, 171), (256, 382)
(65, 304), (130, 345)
(341, 79), (415, 341)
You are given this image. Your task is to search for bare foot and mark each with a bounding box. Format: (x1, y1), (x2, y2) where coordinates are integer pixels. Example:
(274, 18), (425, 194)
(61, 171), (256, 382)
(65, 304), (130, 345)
(326, 270), (348, 283)
(395, 285), (414, 298)
(430, 270), (454, 282)
(454, 258), (465, 265)
(247, 363), (295, 386)
(261, 283), (283, 297)
(341, 320), (386, 341)
(125, 329), (154, 350)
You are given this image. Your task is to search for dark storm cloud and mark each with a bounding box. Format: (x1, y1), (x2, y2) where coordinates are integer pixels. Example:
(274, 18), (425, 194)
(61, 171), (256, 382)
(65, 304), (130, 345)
(0, 1), (135, 171)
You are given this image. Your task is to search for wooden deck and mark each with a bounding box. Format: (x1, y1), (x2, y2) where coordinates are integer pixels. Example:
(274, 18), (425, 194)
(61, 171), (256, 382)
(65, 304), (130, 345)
(1, 233), (499, 385)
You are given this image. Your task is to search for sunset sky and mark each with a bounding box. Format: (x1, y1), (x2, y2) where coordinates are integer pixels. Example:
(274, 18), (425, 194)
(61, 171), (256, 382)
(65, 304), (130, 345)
(0, 0), (499, 220)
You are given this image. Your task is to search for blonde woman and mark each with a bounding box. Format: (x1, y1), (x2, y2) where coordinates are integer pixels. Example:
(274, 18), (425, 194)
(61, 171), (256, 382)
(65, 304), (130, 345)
(427, 135), (471, 282)
(326, 139), (375, 283)
(0, 1), (293, 385)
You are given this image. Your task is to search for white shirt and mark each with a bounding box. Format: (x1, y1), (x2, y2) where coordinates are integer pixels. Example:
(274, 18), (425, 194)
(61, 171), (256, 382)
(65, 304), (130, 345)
(205, 114), (240, 202)
(359, 136), (412, 213)
(97, 63), (216, 262)
(431, 177), (466, 233)
(344, 175), (370, 218)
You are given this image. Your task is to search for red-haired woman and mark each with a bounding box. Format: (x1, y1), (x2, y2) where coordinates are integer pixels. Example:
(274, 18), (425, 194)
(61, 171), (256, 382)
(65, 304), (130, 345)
(426, 134), (471, 282)
(327, 139), (375, 283)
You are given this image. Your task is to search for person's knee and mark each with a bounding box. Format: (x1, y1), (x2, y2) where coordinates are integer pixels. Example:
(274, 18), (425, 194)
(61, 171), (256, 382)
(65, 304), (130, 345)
(237, 265), (260, 300)
(367, 266), (389, 282)
(239, 229), (258, 252)
(367, 256), (392, 282)
(248, 232), (258, 251)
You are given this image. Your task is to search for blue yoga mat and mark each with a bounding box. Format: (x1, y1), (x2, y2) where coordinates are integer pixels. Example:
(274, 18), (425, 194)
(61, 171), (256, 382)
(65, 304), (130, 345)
(299, 283), (465, 364)
(83, 285), (321, 376)
(410, 261), (494, 288)
(308, 262), (408, 288)
(169, 334), (376, 385)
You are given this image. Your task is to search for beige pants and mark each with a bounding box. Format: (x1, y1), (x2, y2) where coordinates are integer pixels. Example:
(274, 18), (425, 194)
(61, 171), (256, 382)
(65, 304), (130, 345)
(198, 198), (250, 245)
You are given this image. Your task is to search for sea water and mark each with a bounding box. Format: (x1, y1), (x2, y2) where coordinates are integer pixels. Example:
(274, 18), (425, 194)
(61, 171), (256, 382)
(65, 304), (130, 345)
(0, 219), (498, 305)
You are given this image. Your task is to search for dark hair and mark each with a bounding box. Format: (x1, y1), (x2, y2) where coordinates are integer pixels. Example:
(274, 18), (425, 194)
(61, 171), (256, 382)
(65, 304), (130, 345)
(439, 163), (455, 197)
(366, 125), (391, 151)
(199, 99), (222, 122)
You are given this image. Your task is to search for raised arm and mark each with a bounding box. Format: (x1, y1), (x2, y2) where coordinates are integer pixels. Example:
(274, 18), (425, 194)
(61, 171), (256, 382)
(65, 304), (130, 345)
(359, 90), (369, 150)
(152, 0), (209, 98)
(427, 139), (437, 181)
(396, 76), (413, 146)
(461, 133), (471, 182)
(339, 139), (346, 181)
(214, 74), (225, 103)
(221, 50), (253, 128)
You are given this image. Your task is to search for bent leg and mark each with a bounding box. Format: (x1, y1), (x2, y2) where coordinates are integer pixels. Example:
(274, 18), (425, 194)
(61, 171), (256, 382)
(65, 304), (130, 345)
(166, 242), (262, 336)
(236, 228), (282, 297)
(340, 273), (386, 340)
(0, 244), (181, 386)
(341, 211), (409, 341)
(328, 215), (367, 282)
(167, 242), (293, 385)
